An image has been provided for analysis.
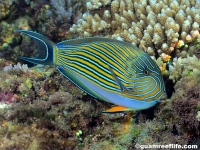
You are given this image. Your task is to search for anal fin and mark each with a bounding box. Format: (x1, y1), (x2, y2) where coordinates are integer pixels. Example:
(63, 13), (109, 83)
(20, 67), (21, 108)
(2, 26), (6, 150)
(102, 106), (131, 114)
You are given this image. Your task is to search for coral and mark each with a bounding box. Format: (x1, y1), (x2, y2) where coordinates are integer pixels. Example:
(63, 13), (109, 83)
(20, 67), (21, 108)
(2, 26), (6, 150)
(15, 16), (31, 30)
(50, 0), (72, 23)
(191, 30), (200, 39)
(0, 62), (106, 149)
(70, 0), (200, 58)
(1, 0), (200, 149)
(176, 40), (184, 48)
(3, 63), (29, 73)
(134, 119), (189, 145)
(157, 73), (200, 138)
(197, 111), (200, 121)
(169, 55), (200, 82)
(0, 0), (87, 61)
(0, 91), (18, 103)
(0, 21), (20, 52)
(0, 63), (57, 105)
(46, 0), (86, 25)
(161, 53), (171, 63)
(87, 0), (111, 10)
(186, 34), (193, 42)
(0, 18), (29, 61)
(153, 57), (167, 74)
(0, 122), (66, 149)
(82, 113), (135, 150)
(47, 91), (72, 107)
(0, 0), (13, 21)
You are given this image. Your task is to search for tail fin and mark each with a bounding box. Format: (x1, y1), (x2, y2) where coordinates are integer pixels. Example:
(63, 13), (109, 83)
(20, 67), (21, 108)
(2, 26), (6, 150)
(16, 30), (56, 65)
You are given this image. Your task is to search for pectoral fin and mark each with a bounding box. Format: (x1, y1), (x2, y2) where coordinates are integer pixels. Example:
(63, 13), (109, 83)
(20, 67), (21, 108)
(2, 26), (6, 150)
(108, 65), (130, 94)
(102, 106), (131, 114)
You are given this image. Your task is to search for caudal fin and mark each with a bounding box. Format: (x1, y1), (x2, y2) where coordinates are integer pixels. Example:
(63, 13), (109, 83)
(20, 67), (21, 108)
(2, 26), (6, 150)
(16, 30), (56, 65)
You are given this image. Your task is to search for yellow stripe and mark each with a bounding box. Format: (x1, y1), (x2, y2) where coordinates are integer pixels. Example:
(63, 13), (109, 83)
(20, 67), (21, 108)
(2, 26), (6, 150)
(125, 78), (165, 101)
(112, 44), (136, 73)
(96, 43), (129, 66)
(83, 43), (136, 81)
(58, 45), (135, 87)
(100, 43), (129, 62)
(53, 46), (59, 64)
(78, 45), (131, 78)
(58, 53), (133, 88)
(114, 44), (133, 60)
(77, 49), (134, 86)
(58, 52), (114, 81)
(127, 46), (144, 57)
(57, 57), (120, 90)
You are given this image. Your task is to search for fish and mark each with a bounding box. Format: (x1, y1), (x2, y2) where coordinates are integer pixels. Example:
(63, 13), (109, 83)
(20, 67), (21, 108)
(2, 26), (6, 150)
(16, 30), (167, 113)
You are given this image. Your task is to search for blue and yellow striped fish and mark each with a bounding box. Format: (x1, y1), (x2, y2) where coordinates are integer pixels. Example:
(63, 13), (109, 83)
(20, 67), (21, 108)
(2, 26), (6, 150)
(16, 30), (167, 113)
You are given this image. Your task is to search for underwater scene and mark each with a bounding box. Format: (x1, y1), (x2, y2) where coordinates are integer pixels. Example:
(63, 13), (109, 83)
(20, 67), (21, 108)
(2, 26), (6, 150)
(0, 0), (200, 149)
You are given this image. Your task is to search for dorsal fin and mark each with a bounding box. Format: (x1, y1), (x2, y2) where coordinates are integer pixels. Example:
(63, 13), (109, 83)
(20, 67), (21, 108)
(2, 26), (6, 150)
(57, 37), (139, 49)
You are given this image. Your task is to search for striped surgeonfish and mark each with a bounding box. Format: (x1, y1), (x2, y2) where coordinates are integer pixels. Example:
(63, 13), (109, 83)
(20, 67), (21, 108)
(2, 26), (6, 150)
(16, 30), (167, 113)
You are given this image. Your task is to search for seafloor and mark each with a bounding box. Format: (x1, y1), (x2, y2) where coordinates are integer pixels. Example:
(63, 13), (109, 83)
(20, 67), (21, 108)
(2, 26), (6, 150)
(0, 0), (200, 150)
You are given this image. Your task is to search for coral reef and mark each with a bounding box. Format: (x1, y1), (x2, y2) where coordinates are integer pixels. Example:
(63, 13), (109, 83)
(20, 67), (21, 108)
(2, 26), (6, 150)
(0, 0), (13, 20)
(156, 72), (200, 139)
(168, 55), (200, 82)
(134, 119), (189, 145)
(70, 0), (200, 57)
(50, 0), (72, 23)
(0, 0), (87, 61)
(0, 21), (21, 53)
(0, 61), (139, 149)
(0, 61), (199, 149)
(1, 0), (200, 149)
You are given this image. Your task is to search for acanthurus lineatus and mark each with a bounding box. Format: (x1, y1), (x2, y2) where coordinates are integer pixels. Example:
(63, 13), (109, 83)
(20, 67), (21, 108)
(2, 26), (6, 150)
(16, 30), (167, 113)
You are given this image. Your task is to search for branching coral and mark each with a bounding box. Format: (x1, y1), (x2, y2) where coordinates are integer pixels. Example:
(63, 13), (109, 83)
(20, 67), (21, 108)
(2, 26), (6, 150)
(21, 0), (86, 41)
(153, 57), (167, 74)
(3, 63), (29, 73)
(87, 0), (111, 10)
(70, 0), (200, 58)
(168, 55), (200, 82)
(50, 0), (72, 23)
(48, 0), (85, 24)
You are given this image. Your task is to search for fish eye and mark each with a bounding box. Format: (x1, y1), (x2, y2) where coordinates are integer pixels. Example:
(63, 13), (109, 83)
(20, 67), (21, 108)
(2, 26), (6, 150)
(144, 69), (149, 75)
